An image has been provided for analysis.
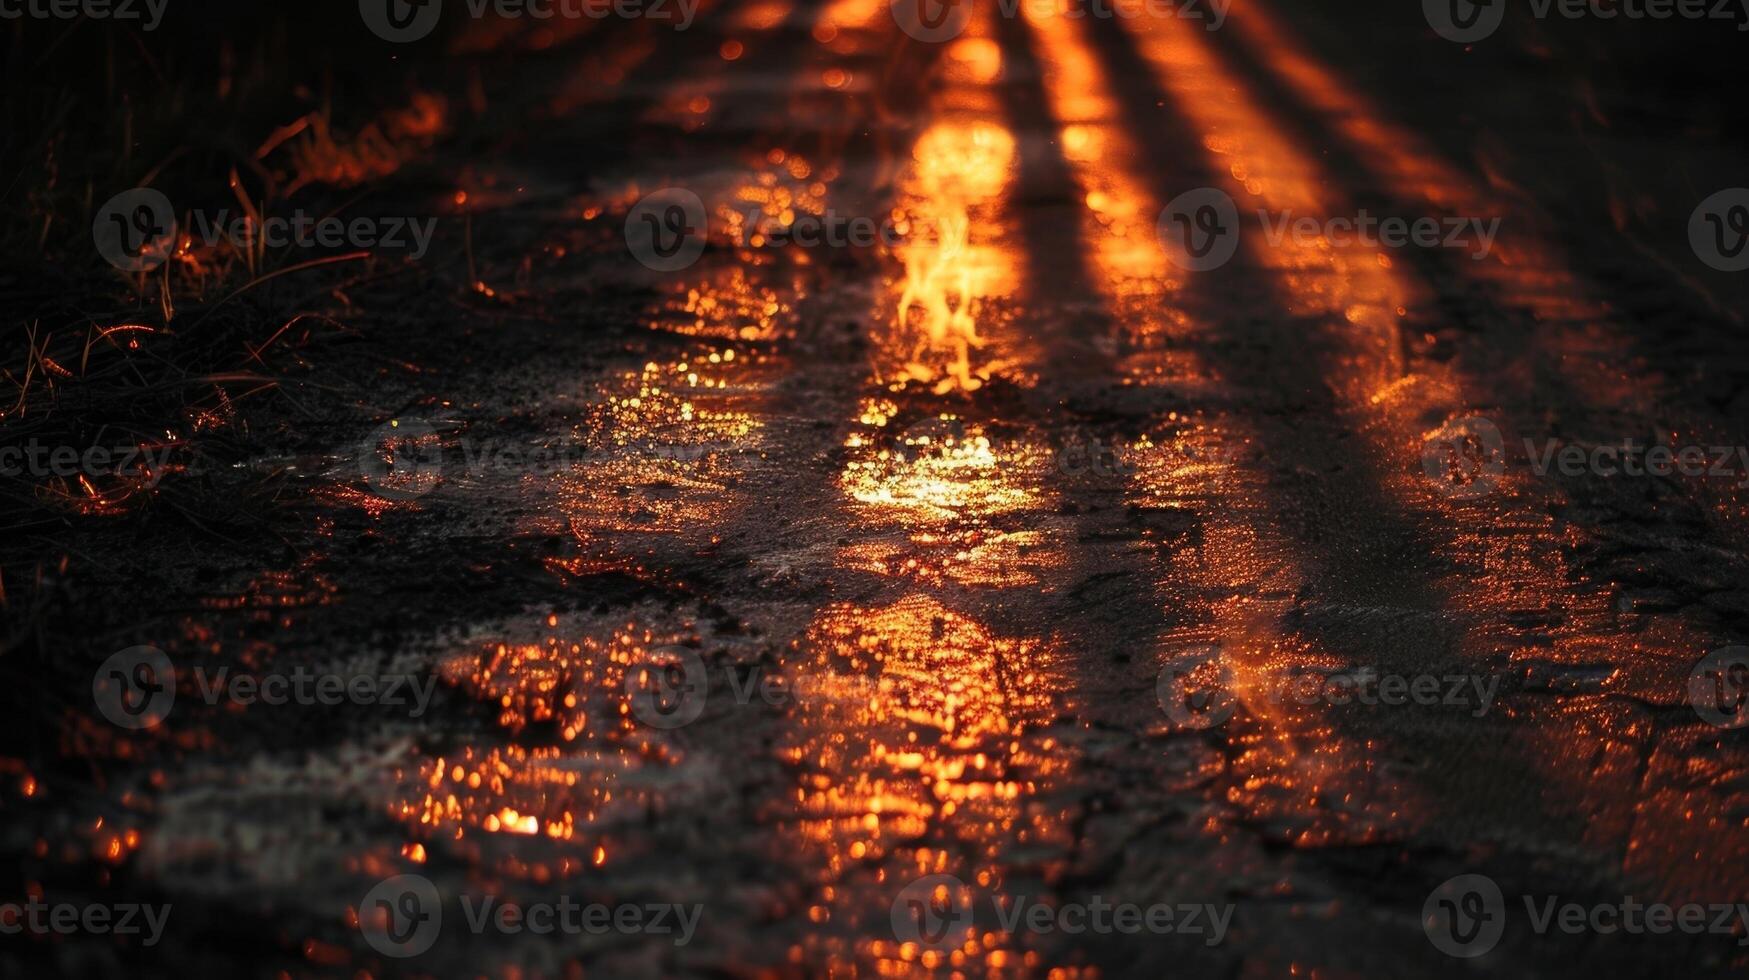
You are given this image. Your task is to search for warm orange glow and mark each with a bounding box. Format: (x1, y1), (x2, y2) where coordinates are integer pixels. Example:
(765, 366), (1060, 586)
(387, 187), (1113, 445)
(892, 120), (1017, 393)
(1120, 14), (1416, 396)
(383, 621), (711, 878)
(779, 597), (1077, 971)
(1017, 4), (1193, 360)
(1017, 7), (1421, 848)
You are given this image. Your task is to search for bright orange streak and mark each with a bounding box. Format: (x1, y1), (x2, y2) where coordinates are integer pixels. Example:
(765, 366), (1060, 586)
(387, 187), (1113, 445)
(818, 0), (886, 30)
(892, 119), (1017, 392)
(1120, 15), (1417, 400)
(1227, 3), (1749, 542)
(1130, 10), (1748, 900)
(1017, 7), (1173, 304)
(887, 27), (1022, 393)
(1024, 5), (1420, 848)
(1224, 4), (1606, 328)
(780, 597), (1077, 972)
(730, 0), (792, 30)
(785, 11), (1084, 976)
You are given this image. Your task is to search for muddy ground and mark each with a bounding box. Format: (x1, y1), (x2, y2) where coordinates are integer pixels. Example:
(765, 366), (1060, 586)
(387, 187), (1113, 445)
(3, 1), (1749, 977)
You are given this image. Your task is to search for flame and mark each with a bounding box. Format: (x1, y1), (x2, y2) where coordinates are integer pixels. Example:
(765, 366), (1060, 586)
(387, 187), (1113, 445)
(894, 121), (1016, 393)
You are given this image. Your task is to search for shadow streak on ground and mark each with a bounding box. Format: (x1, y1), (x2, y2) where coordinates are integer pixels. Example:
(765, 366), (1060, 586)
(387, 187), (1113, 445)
(1071, 6), (1681, 935)
(1207, 6), (1749, 631)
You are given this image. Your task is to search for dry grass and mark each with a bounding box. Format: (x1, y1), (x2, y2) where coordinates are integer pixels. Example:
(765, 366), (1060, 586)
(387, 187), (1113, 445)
(0, 6), (459, 742)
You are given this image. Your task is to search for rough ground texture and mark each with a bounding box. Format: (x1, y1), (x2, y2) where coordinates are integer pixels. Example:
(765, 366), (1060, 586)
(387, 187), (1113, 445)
(3, 1), (1748, 977)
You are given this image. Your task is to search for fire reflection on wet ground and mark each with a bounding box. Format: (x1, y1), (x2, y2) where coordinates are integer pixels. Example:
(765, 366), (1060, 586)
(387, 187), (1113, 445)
(891, 117), (1018, 393)
(1020, 1), (1421, 851)
(1118, 5), (1749, 904)
(779, 597), (1078, 973)
(762, 10), (1101, 973)
(387, 620), (703, 877)
(23, 0), (1749, 976)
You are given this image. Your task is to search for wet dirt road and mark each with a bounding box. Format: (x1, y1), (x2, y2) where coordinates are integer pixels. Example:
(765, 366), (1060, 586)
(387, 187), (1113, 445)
(11, 1), (1749, 977)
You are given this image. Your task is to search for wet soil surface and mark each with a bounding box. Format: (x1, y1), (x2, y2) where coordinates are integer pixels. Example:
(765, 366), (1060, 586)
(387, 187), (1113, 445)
(5, 2), (1749, 977)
